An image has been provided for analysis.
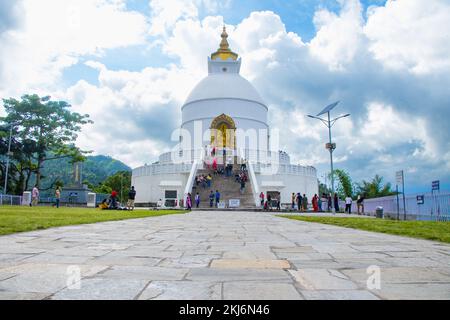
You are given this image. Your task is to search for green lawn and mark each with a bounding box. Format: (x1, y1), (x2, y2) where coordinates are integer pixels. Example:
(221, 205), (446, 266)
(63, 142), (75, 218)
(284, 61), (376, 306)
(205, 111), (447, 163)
(0, 206), (187, 236)
(280, 215), (450, 243)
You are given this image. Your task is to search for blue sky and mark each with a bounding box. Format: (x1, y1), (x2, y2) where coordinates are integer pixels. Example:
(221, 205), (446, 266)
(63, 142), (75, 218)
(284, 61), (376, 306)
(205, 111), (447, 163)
(63, 0), (389, 85)
(1, 0), (449, 195)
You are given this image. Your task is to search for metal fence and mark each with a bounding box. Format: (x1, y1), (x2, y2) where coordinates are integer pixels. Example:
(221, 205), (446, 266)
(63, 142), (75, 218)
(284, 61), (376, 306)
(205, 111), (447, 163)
(350, 193), (450, 221)
(0, 193), (111, 207)
(0, 194), (23, 206)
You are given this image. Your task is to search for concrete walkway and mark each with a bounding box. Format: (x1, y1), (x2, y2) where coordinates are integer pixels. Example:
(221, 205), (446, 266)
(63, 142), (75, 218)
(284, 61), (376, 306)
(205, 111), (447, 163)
(0, 211), (449, 300)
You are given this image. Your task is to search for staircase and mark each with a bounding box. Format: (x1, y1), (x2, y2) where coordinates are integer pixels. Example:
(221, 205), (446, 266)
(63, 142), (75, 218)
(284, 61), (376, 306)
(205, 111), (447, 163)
(191, 167), (255, 209)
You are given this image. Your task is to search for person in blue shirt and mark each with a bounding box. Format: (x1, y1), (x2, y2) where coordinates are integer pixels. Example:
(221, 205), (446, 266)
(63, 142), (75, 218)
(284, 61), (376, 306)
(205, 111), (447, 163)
(215, 190), (221, 207)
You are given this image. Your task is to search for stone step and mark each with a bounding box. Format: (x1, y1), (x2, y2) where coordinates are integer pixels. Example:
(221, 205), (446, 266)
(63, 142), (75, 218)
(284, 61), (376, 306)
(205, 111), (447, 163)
(192, 167), (255, 208)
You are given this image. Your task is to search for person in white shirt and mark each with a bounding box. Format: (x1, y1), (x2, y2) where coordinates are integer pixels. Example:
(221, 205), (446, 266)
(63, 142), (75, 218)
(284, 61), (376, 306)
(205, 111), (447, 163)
(345, 195), (353, 214)
(31, 185), (39, 207)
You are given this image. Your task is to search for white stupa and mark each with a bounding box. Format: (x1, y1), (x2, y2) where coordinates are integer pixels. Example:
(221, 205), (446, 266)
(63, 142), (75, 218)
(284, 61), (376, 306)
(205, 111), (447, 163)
(132, 28), (318, 207)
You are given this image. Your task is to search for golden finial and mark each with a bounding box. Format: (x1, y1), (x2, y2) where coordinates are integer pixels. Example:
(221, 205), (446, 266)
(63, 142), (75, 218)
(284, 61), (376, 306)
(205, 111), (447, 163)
(211, 25), (238, 61)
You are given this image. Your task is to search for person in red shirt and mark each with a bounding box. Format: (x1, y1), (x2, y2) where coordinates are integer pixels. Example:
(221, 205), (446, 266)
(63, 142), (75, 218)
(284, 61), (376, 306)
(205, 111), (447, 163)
(312, 194), (319, 212)
(110, 190), (118, 209)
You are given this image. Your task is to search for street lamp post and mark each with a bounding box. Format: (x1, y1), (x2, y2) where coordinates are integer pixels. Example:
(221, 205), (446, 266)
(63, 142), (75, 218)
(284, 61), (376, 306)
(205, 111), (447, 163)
(307, 101), (350, 213)
(3, 123), (14, 195)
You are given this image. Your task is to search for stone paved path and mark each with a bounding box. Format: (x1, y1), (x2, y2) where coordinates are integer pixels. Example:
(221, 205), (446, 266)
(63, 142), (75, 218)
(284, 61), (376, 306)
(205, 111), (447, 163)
(0, 211), (449, 300)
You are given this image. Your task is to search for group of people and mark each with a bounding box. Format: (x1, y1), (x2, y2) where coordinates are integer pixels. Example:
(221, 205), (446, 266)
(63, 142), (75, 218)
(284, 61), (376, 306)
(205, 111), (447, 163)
(342, 194), (366, 214)
(28, 185), (59, 208)
(99, 186), (137, 211)
(194, 174), (213, 189)
(289, 193), (313, 211)
(236, 167), (248, 194)
(322, 193), (365, 214)
(26, 184), (137, 211)
(259, 192), (281, 211)
(258, 192), (365, 214)
(184, 190), (222, 210)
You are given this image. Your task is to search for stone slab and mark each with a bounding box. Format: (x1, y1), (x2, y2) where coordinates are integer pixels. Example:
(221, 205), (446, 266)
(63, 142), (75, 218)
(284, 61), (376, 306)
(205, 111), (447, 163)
(211, 259), (290, 269)
(51, 278), (149, 300)
(289, 269), (358, 290)
(99, 266), (188, 281)
(301, 290), (380, 300)
(223, 282), (303, 300)
(186, 268), (292, 282)
(138, 281), (222, 300)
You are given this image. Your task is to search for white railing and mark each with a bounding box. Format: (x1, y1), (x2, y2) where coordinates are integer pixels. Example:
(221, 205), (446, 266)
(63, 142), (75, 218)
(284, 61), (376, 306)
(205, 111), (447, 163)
(182, 146), (207, 208)
(248, 161), (261, 207)
(133, 163), (193, 177)
(183, 160), (200, 208)
(252, 163), (317, 177)
(134, 148), (317, 178)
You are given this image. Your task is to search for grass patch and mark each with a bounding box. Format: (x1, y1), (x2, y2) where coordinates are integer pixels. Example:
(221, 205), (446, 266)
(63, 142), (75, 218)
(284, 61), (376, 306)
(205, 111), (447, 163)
(280, 215), (450, 243)
(0, 206), (187, 236)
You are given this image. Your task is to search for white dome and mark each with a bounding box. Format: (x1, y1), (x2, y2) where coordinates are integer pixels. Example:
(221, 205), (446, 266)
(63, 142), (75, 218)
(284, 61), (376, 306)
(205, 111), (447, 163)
(183, 73), (266, 107)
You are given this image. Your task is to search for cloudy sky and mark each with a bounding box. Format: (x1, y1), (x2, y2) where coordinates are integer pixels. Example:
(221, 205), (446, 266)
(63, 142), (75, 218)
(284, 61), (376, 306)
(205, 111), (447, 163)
(1, 0), (449, 194)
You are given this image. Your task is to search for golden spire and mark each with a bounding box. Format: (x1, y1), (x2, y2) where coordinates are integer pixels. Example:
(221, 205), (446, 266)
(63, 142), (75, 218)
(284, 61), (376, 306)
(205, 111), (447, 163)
(211, 26), (238, 61)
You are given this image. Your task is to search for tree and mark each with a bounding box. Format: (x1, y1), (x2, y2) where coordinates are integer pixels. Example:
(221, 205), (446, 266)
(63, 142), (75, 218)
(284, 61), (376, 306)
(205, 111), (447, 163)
(318, 180), (331, 196)
(93, 171), (132, 203)
(1, 94), (92, 190)
(333, 169), (353, 199)
(356, 174), (395, 199)
(0, 125), (38, 194)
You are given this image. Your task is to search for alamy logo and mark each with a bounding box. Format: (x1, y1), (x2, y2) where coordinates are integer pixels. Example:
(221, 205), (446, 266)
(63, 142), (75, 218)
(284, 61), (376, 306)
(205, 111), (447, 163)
(366, 265), (381, 290)
(66, 265), (81, 290)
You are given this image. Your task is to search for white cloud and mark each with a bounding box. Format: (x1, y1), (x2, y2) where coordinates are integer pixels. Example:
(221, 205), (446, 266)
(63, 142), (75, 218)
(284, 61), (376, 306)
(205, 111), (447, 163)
(364, 0), (450, 74)
(148, 0), (231, 37)
(63, 61), (198, 167)
(359, 103), (432, 154)
(149, 0), (198, 37)
(309, 0), (365, 70)
(0, 0), (148, 97)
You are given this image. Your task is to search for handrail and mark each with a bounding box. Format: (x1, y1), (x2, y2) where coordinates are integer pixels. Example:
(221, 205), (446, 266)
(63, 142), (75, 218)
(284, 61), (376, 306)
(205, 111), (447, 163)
(182, 147), (205, 208)
(248, 161), (261, 207)
(183, 160), (199, 208)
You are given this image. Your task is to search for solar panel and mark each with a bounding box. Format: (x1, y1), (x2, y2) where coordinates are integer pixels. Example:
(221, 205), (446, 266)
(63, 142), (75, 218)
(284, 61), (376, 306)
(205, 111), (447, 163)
(317, 101), (340, 117)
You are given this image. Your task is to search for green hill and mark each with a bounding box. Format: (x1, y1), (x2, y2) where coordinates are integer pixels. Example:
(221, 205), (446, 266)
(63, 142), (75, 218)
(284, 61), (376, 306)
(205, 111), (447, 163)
(40, 155), (131, 193)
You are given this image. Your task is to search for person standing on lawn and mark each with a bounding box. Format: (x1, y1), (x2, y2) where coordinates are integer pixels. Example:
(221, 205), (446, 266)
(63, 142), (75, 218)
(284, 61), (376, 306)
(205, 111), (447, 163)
(291, 193), (296, 209)
(334, 193), (340, 213)
(53, 187), (61, 208)
(110, 190), (118, 209)
(30, 185), (39, 207)
(302, 194), (308, 211)
(345, 195), (353, 214)
(357, 194), (365, 215)
(127, 186), (137, 211)
(312, 194), (319, 212)
(296, 193), (302, 212)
